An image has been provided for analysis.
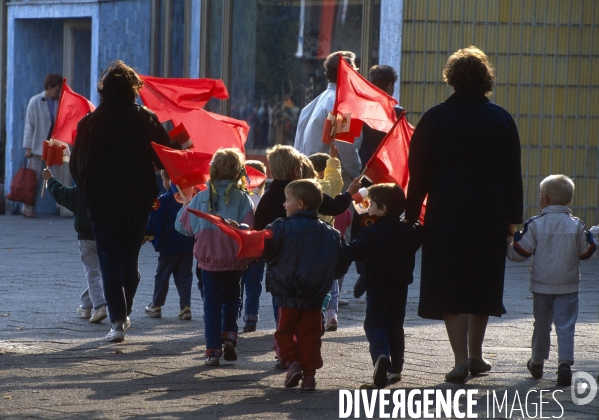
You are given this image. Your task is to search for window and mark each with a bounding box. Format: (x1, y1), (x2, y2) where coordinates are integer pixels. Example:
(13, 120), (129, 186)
(201, 0), (381, 151)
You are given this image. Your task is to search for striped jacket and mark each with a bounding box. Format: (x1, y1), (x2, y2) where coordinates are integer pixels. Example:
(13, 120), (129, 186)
(507, 205), (597, 294)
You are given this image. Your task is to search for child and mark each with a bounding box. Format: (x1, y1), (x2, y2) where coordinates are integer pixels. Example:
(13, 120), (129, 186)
(144, 170), (195, 321)
(345, 184), (423, 388)
(507, 174), (598, 386)
(42, 168), (107, 323)
(176, 148), (254, 367)
(309, 143), (344, 331)
(240, 160), (268, 332)
(264, 179), (348, 390)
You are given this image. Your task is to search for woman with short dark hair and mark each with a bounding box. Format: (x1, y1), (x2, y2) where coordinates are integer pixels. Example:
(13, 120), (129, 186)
(405, 46), (523, 383)
(70, 60), (171, 342)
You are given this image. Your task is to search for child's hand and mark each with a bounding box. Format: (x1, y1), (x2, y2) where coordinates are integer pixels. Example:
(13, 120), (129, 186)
(346, 177), (361, 196)
(329, 141), (339, 159)
(507, 223), (516, 236)
(225, 219), (240, 228)
(42, 168), (53, 180)
(142, 235), (154, 245)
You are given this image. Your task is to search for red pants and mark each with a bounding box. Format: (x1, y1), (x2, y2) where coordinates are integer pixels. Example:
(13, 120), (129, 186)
(274, 307), (323, 377)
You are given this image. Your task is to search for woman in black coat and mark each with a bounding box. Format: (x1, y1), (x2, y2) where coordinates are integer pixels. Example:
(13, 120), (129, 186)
(405, 47), (523, 383)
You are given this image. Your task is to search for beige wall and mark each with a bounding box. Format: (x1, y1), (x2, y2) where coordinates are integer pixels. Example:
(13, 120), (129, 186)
(400, 0), (599, 224)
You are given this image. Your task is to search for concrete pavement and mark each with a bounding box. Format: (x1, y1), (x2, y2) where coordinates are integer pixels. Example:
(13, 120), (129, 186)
(1, 214), (598, 419)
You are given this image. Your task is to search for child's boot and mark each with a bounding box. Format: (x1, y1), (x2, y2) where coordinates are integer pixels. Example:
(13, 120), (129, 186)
(301, 376), (316, 391)
(284, 361), (302, 388)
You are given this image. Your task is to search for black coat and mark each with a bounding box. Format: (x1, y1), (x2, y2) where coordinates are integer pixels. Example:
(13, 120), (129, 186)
(264, 210), (347, 310)
(254, 179), (351, 230)
(346, 215), (422, 295)
(70, 100), (171, 220)
(405, 91), (523, 320)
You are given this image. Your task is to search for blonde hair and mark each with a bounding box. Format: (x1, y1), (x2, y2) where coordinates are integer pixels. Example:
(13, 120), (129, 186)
(443, 46), (495, 95)
(300, 155), (318, 180)
(210, 148), (245, 181)
(285, 179), (323, 211)
(540, 174), (575, 206)
(266, 145), (302, 180)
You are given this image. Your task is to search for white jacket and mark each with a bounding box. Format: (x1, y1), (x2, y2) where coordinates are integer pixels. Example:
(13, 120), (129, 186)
(507, 205), (597, 294)
(293, 83), (362, 180)
(23, 91), (53, 156)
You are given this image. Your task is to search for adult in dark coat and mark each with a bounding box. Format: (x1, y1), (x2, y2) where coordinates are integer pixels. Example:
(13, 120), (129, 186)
(70, 60), (171, 342)
(404, 47), (523, 383)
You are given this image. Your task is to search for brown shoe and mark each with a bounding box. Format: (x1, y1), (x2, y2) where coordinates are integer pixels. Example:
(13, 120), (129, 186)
(445, 364), (469, 384)
(301, 376), (316, 391)
(284, 361), (302, 388)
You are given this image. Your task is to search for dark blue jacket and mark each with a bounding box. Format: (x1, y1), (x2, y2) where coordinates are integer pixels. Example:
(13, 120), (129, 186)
(264, 210), (348, 310)
(346, 215), (423, 295)
(146, 186), (194, 256)
(46, 178), (94, 241)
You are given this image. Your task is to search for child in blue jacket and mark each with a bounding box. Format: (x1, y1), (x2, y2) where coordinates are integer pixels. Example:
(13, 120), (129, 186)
(345, 183), (423, 388)
(144, 170), (195, 320)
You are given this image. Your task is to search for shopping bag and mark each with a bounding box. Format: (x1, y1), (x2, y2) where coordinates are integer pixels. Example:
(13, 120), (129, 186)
(7, 159), (38, 206)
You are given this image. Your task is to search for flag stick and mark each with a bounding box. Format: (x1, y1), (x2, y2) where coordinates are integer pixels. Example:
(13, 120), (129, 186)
(176, 184), (188, 205)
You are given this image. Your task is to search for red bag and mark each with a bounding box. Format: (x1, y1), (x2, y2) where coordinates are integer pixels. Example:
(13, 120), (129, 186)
(7, 159), (38, 206)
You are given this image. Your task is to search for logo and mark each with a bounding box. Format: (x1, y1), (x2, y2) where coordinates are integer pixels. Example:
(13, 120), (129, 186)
(571, 371), (597, 405)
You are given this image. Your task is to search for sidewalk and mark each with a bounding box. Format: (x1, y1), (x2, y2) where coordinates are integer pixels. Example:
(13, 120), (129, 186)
(0, 215), (598, 419)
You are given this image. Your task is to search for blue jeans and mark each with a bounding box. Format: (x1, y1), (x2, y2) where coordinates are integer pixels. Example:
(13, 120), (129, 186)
(152, 254), (193, 308)
(240, 259), (265, 323)
(91, 212), (148, 323)
(364, 287), (408, 374)
(532, 292), (579, 364)
(202, 270), (242, 357)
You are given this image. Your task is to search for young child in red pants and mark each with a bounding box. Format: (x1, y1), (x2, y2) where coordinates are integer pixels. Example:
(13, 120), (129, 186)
(263, 179), (347, 390)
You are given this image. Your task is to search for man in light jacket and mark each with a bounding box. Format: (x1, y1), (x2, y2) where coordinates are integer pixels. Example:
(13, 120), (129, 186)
(22, 73), (62, 218)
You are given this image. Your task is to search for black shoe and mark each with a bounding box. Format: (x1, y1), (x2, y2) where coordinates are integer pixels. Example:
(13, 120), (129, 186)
(275, 360), (287, 370)
(445, 364), (469, 384)
(527, 359), (543, 379)
(468, 358), (492, 375)
(557, 363), (572, 386)
(373, 355), (391, 388)
(243, 323), (256, 333)
(223, 341), (237, 361)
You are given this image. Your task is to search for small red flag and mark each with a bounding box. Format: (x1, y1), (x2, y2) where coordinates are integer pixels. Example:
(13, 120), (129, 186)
(50, 78), (96, 146)
(186, 208), (273, 259)
(333, 56), (398, 142)
(139, 75), (228, 124)
(245, 165), (267, 188)
(151, 142), (212, 189)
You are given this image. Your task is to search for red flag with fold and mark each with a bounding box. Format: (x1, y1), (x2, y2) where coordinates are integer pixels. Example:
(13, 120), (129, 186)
(186, 208), (273, 259)
(177, 109), (248, 155)
(151, 142), (212, 190)
(139, 75), (228, 124)
(330, 55), (398, 143)
(50, 78), (96, 146)
(362, 114), (426, 224)
(245, 165), (267, 189)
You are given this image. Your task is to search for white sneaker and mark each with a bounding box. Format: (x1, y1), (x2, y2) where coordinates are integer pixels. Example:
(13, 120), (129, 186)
(89, 306), (107, 323)
(77, 305), (91, 318)
(105, 321), (125, 342)
(204, 357), (219, 366)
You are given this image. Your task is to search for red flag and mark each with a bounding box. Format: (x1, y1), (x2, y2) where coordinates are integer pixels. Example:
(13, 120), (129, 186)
(245, 165), (267, 188)
(176, 109), (248, 155)
(139, 75), (228, 123)
(333, 55), (398, 141)
(151, 142), (212, 189)
(186, 208), (273, 259)
(362, 114), (426, 224)
(50, 78), (96, 146)
(363, 115), (413, 187)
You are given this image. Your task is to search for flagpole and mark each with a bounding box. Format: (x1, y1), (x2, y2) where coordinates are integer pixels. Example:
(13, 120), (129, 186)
(359, 113), (404, 185)
(176, 184), (188, 205)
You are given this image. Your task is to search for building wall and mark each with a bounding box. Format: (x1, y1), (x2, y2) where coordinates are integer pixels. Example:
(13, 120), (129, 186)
(401, 0), (599, 224)
(5, 0), (157, 214)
